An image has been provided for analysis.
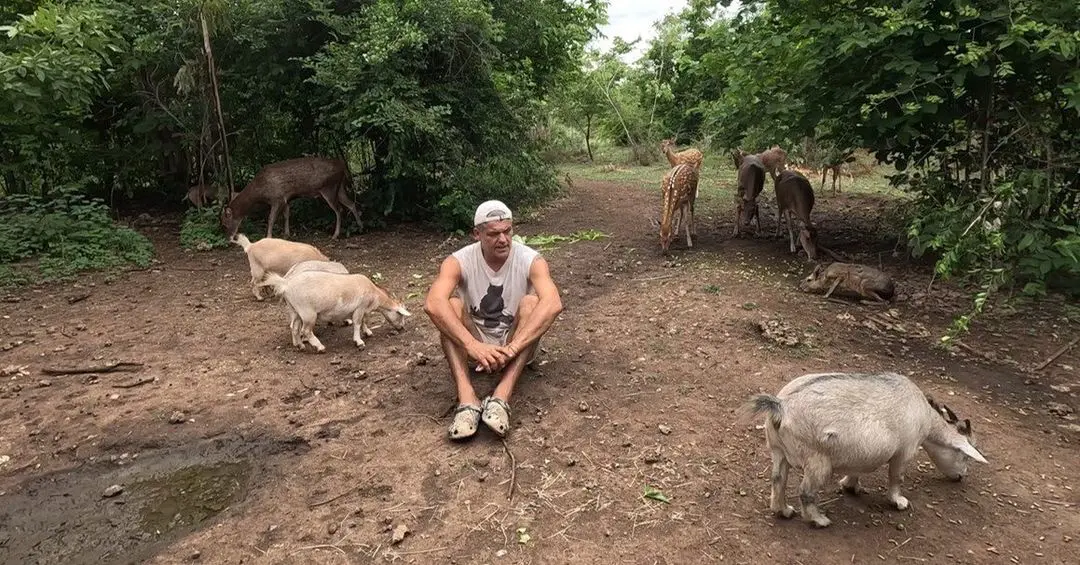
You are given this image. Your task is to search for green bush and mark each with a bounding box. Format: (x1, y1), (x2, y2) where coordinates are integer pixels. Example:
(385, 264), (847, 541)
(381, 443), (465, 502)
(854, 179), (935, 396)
(0, 189), (154, 284)
(436, 152), (561, 230)
(179, 206), (231, 251)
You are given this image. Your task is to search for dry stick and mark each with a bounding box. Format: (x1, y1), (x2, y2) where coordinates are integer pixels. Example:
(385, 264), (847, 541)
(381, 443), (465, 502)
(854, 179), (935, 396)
(502, 438), (517, 502)
(1035, 335), (1080, 371)
(42, 361), (144, 376)
(308, 472), (377, 509)
(67, 292), (92, 304)
(112, 377), (156, 389)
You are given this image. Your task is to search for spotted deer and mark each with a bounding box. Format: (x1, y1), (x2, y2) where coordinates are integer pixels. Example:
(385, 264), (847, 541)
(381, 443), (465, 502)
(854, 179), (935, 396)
(650, 163), (699, 253)
(660, 138), (704, 171)
(773, 170), (819, 260)
(221, 156), (363, 240)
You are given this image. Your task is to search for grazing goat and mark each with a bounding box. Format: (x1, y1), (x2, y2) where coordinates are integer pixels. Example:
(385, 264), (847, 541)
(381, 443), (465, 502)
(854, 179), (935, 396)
(731, 152), (765, 237)
(773, 170), (819, 261)
(650, 163), (699, 253)
(232, 233), (330, 300)
(263, 271), (411, 353)
(739, 371), (988, 528)
(800, 262), (896, 303)
(283, 260), (349, 278)
(221, 156), (362, 240)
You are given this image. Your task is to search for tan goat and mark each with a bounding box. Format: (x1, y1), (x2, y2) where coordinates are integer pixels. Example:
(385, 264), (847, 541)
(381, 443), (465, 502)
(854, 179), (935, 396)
(263, 270), (411, 353)
(232, 233), (330, 300)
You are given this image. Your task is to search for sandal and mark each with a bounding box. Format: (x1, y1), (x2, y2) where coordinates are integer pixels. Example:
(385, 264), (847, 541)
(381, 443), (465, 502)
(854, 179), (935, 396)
(481, 396), (512, 437)
(448, 404), (482, 440)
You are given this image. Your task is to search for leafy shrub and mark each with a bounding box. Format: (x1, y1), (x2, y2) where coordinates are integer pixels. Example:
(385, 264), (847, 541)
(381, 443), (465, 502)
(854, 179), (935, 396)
(179, 206), (231, 251)
(0, 189), (154, 284)
(436, 152), (561, 229)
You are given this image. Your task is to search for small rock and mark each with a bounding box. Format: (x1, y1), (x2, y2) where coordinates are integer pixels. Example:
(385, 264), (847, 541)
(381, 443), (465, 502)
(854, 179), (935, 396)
(896, 523), (906, 531)
(103, 484), (124, 498)
(38, 380), (51, 387)
(644, 451), (662, 464)
(390, 524), (410, 544)
(578, 401), (589, 412)
(495, 549), (508, 558)
(658, 424), (672, 435)
(189, 550), (201, 561)
(566, 457), (577, 467)
(327, 523), (338, 535)
(168, 411), (186, 424)
(1050, 384), (1072, 394)
(1047, 402), (1074, 417)
(477, 472), (488, 483)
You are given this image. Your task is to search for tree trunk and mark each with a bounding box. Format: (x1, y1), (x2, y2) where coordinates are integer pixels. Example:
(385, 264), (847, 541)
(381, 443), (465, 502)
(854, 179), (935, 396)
(585, 114), (594, 162)
(201, 10), (235, 198)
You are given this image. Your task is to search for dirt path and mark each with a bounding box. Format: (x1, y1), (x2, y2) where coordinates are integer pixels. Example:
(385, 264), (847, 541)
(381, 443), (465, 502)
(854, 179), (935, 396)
(1, 179), (1078, 565)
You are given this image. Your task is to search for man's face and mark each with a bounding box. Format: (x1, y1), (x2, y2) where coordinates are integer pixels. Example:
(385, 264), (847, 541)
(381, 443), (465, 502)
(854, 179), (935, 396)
(475, 219), (513, 260)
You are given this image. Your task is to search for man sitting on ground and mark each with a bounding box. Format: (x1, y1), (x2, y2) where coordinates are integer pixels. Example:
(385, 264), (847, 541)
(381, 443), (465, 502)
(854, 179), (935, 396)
(423, 200), (563, 440)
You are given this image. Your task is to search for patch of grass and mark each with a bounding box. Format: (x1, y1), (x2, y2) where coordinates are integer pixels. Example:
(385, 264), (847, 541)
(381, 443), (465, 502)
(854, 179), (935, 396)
(0, 190), (154, 286)
(179, 207), (231, 251)
(514, 229), (609, 250)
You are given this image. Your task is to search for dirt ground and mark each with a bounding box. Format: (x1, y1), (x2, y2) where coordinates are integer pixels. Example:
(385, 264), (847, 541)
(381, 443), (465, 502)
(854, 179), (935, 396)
(1, 178), (1078, 565)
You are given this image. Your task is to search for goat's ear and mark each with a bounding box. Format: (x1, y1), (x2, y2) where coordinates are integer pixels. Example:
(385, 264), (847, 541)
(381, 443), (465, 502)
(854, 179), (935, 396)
(942, 404), (959, 423)
(957, 418), (972, 436)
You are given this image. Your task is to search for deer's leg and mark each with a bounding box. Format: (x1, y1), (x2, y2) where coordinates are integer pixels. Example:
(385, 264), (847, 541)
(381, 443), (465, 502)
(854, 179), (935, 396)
(788, 213), (798, 254)
(824, 278), (842, 299)
(320, 191), (344, 239)
(338, 186), (363, 232)
(266, 201), (282, 239)
(682, 204), (692, 248)
(283, 200), (292, 237)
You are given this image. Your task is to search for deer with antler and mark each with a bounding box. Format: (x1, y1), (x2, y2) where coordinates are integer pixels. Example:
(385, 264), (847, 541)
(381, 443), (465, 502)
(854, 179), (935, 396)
(221, 156), (363, 240)
(650, 163), (700, 253)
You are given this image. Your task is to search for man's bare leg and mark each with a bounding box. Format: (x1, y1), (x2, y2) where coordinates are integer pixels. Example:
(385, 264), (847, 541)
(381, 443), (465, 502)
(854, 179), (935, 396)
(441, 297), (480, 407)
(482, 296), (540, 436)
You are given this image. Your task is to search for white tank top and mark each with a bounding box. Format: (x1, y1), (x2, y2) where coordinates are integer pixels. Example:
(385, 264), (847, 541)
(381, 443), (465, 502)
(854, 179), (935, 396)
(452, 241), (539, 343)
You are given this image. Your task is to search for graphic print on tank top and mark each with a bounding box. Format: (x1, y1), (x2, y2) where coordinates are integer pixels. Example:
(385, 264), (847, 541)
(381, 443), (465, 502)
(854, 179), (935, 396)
(471, 283), (515, 328)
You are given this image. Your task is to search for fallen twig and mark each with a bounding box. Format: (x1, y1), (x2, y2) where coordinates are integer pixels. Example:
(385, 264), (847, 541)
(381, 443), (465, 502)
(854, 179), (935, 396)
(67, 292), (92, 304)
(1035, 336), (1080, 371)
(308, 486), (360, 509)
(112, 377), (156, 389)
(632, 274), (677, 282)
(372, 373), (400, 384)
(167, 266), (217, 272)
(502, 438), (517, 502)
(42, 361), (144, 376)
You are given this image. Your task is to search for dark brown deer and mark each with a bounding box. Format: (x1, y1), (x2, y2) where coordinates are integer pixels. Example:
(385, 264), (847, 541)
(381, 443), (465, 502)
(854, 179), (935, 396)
(773, 170), (818, 261)
(221, 156), (363, 240)
(731, 151), (765, 237)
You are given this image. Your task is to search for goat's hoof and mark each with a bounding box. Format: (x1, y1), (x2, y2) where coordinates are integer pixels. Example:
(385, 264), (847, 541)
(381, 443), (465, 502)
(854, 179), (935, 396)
(890, 495), (910, 510)
(810, 516), (831, 528)
(773, 505), (796, 519)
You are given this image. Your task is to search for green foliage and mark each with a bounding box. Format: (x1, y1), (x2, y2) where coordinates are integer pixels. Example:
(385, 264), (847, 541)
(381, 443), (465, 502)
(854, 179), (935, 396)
(0, 188), (154, 284)
(179, 206), (230, 251)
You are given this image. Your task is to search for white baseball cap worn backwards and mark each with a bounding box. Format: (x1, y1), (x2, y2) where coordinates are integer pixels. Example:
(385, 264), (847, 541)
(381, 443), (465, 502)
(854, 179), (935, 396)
(474, 200), (513, 226)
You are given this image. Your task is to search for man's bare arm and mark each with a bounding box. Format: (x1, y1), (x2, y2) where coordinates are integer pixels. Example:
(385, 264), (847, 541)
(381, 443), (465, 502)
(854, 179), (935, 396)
(506, 257), (563, 357)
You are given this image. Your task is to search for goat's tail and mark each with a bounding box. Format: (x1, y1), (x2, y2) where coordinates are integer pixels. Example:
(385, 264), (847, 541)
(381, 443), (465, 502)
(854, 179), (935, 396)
(262, 273), (289, 297)
(737, 394), (784, 429)
(231, 233), (252, 252)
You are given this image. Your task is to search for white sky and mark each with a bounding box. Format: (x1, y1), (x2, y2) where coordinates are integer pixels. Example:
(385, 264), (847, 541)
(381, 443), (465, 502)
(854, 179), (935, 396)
(589, 1), (689, 63)
(589, 1), (740, 63)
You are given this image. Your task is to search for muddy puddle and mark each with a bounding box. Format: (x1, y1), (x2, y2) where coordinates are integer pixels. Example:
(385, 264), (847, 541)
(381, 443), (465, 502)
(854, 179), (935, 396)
(0, 435), (307, 565)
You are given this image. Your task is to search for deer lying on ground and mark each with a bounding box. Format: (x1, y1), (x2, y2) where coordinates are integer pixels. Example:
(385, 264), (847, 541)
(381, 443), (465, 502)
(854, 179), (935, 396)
(185, 183), (217, 209)
(731, 151), (765, 237)
(773, 170), (819, 261)
(232, 233), (330, 300)
(739, 371), (988, 528)
(799, 262), (896, 303)
(263, 270), (412, 353)
(650, 163), (699, 253)
(221, 156), (363, 240)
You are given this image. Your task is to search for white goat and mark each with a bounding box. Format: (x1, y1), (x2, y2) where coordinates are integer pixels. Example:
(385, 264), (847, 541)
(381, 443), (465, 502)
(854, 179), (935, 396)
(232, 233), (330, 300)
(739, 371), (988, 528)
(263, 270), (411, 352)
(283, 260), (349, 278)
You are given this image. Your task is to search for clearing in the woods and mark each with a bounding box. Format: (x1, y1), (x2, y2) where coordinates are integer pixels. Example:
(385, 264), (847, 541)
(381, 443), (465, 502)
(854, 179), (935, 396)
(1, 161), (1078, 565)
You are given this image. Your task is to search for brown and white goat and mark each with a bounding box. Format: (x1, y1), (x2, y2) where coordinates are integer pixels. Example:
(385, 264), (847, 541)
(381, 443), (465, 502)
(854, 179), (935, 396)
(773, 170), (819, 261)
(232, 233), (330, 300)
(650, 163), (699, 253)
(739, 371), (988, 528)
(263, 270), (411, 353)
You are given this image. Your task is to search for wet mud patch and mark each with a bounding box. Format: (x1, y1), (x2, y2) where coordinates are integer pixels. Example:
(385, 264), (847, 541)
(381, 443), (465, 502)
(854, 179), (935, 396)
(0, 435), (307, 565)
